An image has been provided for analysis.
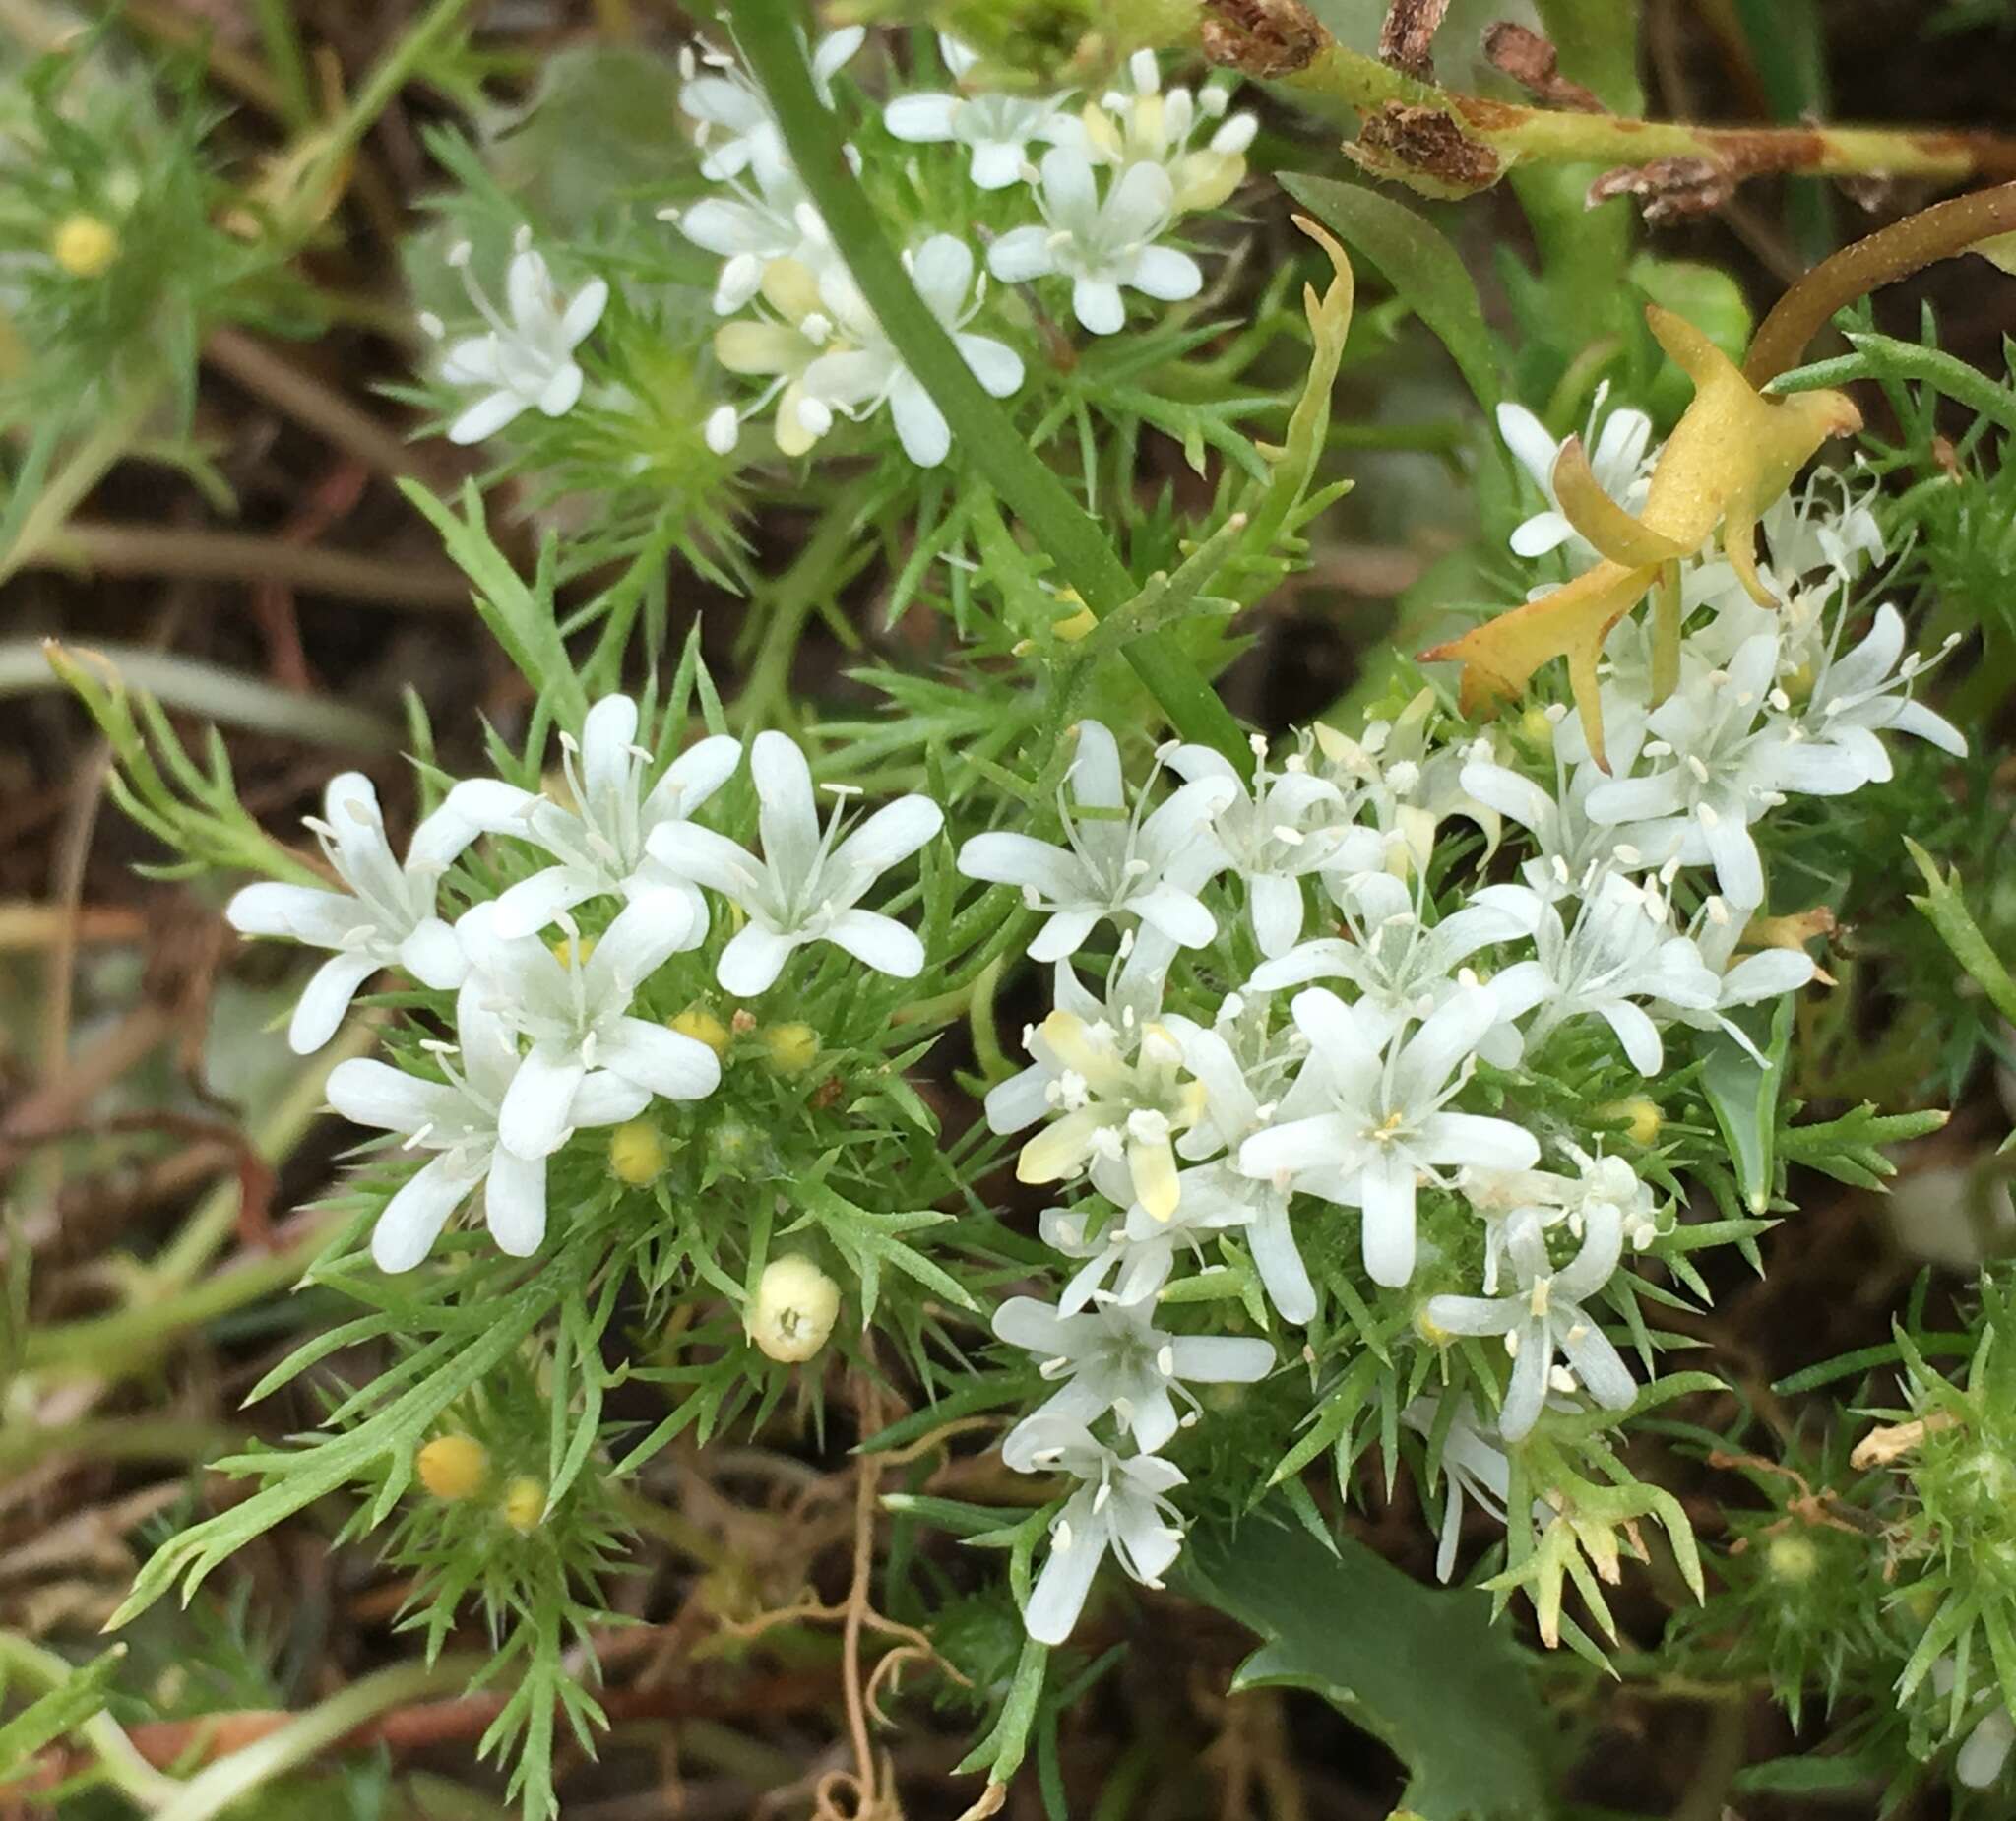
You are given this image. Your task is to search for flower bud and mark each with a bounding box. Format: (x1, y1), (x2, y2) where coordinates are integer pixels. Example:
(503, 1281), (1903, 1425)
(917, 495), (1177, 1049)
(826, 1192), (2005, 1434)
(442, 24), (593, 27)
(609, 1120), (668, 1185)
(51, 215), (118, 279)
(1518, 705), (1555, 749)
(748, 1255), (842, 1363)
(417, 1434), (489, 1502)
(759, 1022), (819, 1075)
(1765, 1533), (1820, 1586)
(549, 934), (596, 968)
(670, 1005), (730, 1056)
(501, 1475), (546, 1533)
(1599, 1098), (1663, 1148)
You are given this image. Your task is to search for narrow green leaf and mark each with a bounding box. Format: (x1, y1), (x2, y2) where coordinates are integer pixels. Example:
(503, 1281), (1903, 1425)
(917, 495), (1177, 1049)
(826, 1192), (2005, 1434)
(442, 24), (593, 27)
(1700, 996), (1795, 1217)
(1906, 837), (2016, 1023)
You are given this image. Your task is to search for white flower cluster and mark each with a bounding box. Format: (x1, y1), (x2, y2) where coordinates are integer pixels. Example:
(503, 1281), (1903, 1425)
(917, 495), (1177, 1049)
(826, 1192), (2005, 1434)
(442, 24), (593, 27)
(661, 36), (1253, 467)
(964, 445), (1963, 1640)
(227, 706), (940, 1274)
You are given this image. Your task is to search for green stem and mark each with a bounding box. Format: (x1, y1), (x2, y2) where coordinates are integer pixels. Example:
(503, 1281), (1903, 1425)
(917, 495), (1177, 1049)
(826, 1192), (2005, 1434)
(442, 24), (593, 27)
(1768, 337), (2016, 438)
(726, 0), (1252, 778)
(1120, 0), (2016, 183)
(153, 1658), (481, 1821)
(0, 1634), (179, 1808)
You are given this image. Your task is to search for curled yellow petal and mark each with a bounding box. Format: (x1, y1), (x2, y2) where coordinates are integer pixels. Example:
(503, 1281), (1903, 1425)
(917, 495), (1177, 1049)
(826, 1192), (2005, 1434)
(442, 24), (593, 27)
(1550, 435), (1687, 568)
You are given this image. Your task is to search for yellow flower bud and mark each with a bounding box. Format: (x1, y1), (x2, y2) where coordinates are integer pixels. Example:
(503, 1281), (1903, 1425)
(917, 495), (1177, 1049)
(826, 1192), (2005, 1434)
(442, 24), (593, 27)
(416, 1434), (489, 1502)
(1052, 604), (1099, 643)
(748, 1255), (842, 1363)
(1765, 1533), (1820, 1586)
(1518, 705), (1555, 749)
(501, 1475), (546, 1533)
(549, 934), (596, 968)
(759, 1022), (819, 1075)
(51, 215), (118, 279)
(1413, 1304), (1455, 1348)
(608, 1120), (668, 1185)
(669, 1005), (730, 1057)
(1599, 1098), (1663, 1148)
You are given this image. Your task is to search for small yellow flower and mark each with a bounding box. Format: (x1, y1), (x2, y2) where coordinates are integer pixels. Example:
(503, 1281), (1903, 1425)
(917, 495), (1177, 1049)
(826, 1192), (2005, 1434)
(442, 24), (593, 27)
(748, 1255), (842, 1363)
(416, 1434), (489, 1502)
(51, 215), (118, 279)
(759, 1022), (819, 1075)
(608, 1120), (668, 1185)
(669, 1006), (730, 1057)
(501, 1476), (546, 1533)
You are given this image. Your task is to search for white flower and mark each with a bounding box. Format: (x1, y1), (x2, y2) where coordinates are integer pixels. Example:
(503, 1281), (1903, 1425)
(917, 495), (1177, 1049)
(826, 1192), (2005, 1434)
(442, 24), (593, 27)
(957, 721), (1232, 963)
(986, 147), (1201, 335)
(1668, 894), (1818, 1047)
(327, 983), (648, 1270)
(1249, 871), (1530, 1059)
(1459, 1147), (1660, 1294)
(227, 772), (475, 1054)
(995, 1294), (1273, 1465)
(678, 30), (862, 184)
(670, 157), (833, 315)
(433, 236), (607, 446)
(1079, 50), (1256, 213)
(1165, 736), (1377, 957)
(1236, 985), (1539, 1287)
(1784, 603), (1966, 790)
(801, 236), (1023, 467)
(1585, 631), (1792, 910)
(1312, 690), (1498, 874)
(443, 696), (739, 939)
(1497, 386), (1654, 563)
(883, 35), (1080, 190)
(1401, 1396), (1516, 1583)
(1485, 870), (1720, 1075)
(986, 964), (1203, 1220)
(1458, 742), (1626, 903)
(1424, 1202), (1636, 1442)
(710, 256), (841, 454)
(647, 730), (942, 996)
(1011, 1416), (1187, 1646)
(1163, 1014), (1316, 1322)
(457, 897), (721, 1160)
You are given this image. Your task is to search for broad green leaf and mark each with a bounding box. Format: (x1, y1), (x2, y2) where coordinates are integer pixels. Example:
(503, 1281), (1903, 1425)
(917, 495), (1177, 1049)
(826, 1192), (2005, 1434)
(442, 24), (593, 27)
(1701, 995), (1795, 1217)
(1280, 172), (1503, 411)
(1181, 1513), (1557, 1821)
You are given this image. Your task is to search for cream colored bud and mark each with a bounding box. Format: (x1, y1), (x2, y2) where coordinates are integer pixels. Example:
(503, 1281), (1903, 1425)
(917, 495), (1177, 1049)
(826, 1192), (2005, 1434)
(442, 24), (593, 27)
(608, 1120), (668, 1186)
(759, 1022), (819, 1075)
(501, 1475), (546, 1533)
(52, 215), (118, 278)
(1599, 1098), (1662, 1148)
(749, 1255), (842, 1363)
(417, 1434), (489, 1502)
(669, 1005), (730, 1057)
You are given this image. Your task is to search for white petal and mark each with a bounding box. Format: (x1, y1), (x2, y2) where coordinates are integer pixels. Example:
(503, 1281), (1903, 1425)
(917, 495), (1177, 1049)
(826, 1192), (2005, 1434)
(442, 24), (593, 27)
(1358, 1146), (1418, 1287)
(958, 333), (1024, 399)
(484, 1144), (549, 1256)
(1072, 278), (1125, 335)
(289, 952), (379, 1053)
(447, 389), (528, 445)
(1129, 245), (1201, 302)
(326, 1058), (461, 1134)
(1026, 1506), (1107, 1645)
(399, 916), (469, 990)
(226, 881), (359, 947)
(1166, 1334), (1274, 1383)
(497, 1045), (586, 1159)
(824, 909), (925, 977)
(987, 225), (1057, 283)
(885, 92), (959, 142)
(719, 922), (796, 996)
(372, 1153), (481, 1273)
(598, 1017), (722, 1100)
(493, 867), (599, 938)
